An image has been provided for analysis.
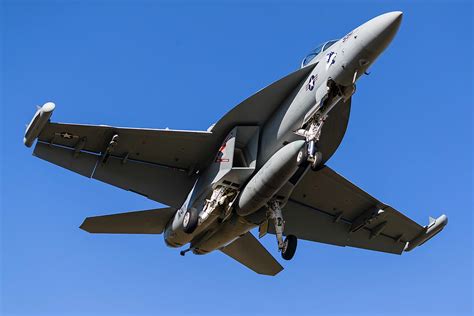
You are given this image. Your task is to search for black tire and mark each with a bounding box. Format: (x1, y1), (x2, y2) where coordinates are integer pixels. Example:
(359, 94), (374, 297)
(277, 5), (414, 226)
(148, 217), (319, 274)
(281, 235), (297, 260)
(182, 209), (198, 234)
(310, 151), (323, 171)
(296, 144), (309, 167)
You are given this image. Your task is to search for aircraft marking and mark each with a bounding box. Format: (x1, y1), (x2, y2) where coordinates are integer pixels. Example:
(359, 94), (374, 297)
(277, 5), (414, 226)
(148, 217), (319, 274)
(215, 134), (232, 162)
(306, 75), (316, 91)
(59, 132), (73, 139)
(326, 51), (337, 69)
(342, 31), (353, 42)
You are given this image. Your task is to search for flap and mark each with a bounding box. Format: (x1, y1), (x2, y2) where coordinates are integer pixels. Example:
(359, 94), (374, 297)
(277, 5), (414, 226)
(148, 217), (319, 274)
(220, 232), (283, 276)
(34, 142), (196, 208)
(80, 207), (176, 234)
(271, 166), (435, 254)
(290, 166), (423, 240)
(278, 200), (407, 254)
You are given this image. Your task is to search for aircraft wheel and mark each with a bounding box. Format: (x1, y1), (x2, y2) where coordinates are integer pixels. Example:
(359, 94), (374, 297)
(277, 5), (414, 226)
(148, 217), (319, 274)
(182, 208), (198, 234)
(296, 144), (309, 167)
(310, 152), (323, 171)
(281, 235), (297, 260)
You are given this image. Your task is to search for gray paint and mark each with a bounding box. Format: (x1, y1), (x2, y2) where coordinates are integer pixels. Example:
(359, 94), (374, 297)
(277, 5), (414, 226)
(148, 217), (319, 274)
(220, 232), (283, 276)
(80, 207), (176, 234)
(23, 12), (447, 276)
(237, 140), (304, 216)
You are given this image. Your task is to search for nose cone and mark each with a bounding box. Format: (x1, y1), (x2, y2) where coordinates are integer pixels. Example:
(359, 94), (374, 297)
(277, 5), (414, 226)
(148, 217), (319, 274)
(358, 11), (403, 56)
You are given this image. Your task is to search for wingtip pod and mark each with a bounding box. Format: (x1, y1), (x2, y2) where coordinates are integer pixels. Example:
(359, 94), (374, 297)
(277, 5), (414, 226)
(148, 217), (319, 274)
(24, 102), (55, 147)
(404, 214), (448, 252)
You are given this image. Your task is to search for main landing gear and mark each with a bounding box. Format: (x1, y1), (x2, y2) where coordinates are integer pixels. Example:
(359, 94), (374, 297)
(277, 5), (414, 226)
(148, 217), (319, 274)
(182, 186), (236, 234)
(267, 200), (298, 260)
(281, 235), (297, 260)
(182, 208), (199, 234)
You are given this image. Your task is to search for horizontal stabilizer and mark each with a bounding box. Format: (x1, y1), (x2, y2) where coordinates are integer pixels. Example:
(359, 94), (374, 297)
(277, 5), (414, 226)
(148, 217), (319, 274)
(80, 207), (176, 234)
(220, 232), (283, 276)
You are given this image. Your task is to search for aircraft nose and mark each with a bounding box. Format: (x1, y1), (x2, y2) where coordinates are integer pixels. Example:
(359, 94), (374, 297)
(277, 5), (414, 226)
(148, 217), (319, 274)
(358, 11), (403, 56)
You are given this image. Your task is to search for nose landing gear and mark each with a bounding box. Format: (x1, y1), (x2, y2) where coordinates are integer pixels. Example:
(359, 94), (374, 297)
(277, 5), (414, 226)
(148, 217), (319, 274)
(296, 81), (355, 171)
(267, 200), (298, 260)
(296, 139), (323, 170)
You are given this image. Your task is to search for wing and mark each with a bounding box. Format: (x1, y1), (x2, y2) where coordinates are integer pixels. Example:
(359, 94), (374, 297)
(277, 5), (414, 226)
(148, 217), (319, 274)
(24, 105), (221, 208)
(220, 232), (283, 276)
(271, 166), (447, 254)
(80, 207), (176, 234)
(24, 64), (319, 208)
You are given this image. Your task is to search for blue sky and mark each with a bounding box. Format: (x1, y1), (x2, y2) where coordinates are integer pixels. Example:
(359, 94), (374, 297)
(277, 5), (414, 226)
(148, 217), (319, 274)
(1, 1), (472, 315)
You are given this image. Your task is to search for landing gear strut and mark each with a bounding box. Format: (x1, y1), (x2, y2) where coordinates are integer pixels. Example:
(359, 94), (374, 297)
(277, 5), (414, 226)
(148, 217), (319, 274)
(182, 186), (236, 235)
(296, 139), (323, 170)
(267, 200), (298, 260)
(296, 80), (356, 171)
(295, 117), (325, 171)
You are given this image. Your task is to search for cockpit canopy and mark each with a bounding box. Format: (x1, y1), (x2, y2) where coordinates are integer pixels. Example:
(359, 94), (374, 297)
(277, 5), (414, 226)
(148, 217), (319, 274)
(301, 39), (339, 68)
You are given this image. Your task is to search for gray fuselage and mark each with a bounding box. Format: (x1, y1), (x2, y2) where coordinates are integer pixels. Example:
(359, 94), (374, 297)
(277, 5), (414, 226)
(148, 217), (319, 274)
(164, 12), (403, 254)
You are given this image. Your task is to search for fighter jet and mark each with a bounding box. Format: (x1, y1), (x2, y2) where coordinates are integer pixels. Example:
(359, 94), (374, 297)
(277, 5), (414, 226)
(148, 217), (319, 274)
(24, 12), (447, 275)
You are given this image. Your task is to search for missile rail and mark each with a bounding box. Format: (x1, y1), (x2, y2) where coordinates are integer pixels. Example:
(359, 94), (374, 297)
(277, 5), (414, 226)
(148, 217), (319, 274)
(24, 102), (55, 148)
(404, 214), (448, 252)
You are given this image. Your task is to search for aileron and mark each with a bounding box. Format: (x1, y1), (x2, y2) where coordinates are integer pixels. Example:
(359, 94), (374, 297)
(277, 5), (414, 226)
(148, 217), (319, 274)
(280, 166), (446, 254)
(34, 140), (196, 208)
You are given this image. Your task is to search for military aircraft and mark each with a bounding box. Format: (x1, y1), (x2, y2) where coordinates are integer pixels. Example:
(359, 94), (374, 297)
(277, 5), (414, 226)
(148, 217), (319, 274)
(24, 11), (447, 275)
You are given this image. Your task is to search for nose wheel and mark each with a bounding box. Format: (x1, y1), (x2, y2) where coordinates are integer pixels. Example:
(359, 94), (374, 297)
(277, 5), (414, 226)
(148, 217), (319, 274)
(296, 144), (309, 167)
(296, 141), (323, 170)
(310, 150), (323, 171)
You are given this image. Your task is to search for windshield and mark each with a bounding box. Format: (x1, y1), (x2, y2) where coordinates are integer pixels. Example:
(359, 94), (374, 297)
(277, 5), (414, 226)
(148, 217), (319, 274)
(301, 39), (339, 68)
